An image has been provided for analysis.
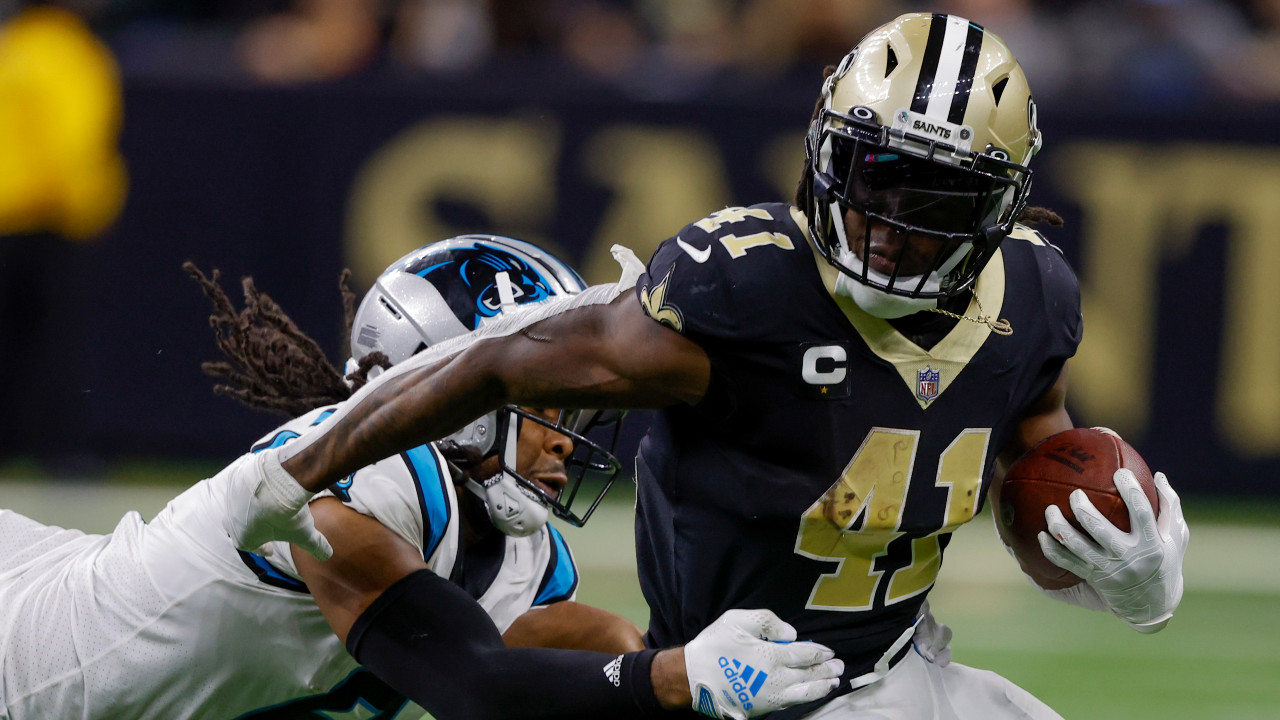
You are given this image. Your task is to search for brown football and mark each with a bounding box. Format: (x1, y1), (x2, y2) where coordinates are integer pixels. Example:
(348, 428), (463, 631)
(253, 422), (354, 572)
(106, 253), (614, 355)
(992, 427), (1157, 589)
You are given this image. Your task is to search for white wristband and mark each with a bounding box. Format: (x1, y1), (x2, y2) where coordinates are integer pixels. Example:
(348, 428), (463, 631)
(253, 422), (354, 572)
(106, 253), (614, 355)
(258, 449), (314, 513)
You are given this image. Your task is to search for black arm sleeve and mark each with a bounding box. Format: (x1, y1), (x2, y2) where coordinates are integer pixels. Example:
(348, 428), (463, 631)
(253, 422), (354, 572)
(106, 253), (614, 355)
(346, 569), (666, 720)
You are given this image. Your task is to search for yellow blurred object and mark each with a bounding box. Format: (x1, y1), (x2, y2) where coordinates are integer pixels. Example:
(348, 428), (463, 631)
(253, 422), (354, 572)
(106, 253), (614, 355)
(0, 7), (127, 241)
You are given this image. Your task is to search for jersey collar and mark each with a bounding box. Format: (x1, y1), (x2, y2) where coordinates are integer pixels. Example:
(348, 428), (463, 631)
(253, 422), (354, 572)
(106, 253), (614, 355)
(793, 207), (1007, 409)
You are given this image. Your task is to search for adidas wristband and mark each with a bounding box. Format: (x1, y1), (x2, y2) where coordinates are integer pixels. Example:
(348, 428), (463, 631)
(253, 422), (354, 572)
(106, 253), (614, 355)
(621, 647), (663, 714)
(347, 569), (664, 719)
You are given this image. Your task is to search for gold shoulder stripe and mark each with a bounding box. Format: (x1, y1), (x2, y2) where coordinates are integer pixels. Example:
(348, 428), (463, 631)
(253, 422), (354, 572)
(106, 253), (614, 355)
(639, 265), (684, 333)
(1006, 223), (1047, 246)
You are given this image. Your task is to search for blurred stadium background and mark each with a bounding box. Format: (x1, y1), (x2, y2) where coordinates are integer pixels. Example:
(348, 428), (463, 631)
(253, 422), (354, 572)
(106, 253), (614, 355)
(2, 0), (1279, 717)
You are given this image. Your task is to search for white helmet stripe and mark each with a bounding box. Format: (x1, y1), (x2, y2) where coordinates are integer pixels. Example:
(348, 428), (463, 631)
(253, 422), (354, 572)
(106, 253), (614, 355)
(495, 270), (519, 312)
(923, 15), (976, 121)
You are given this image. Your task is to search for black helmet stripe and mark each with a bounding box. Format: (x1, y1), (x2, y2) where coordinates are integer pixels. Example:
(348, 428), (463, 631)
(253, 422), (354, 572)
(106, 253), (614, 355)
(949, 22), (986, 124)
(909, 14), (949, 115)
(911, 14), (987, 124)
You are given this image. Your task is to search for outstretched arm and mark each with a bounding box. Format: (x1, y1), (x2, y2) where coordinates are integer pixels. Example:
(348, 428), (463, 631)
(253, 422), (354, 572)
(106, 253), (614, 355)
(293, 498), (842, 720)
(294, 498), (645, 654)
(282, 295), (710, 493)
(218, 290), (705, 567)
(292, 498), (681, 716)
(503, 602), (646, 654)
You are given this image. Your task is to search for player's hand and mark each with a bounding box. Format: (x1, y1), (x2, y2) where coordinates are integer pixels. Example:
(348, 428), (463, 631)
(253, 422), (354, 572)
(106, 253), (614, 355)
(221, 449), (334, 562)
(1038, 469), (1189, 632)
(683, 608), (843, 719)
(912, 601), (952, 667)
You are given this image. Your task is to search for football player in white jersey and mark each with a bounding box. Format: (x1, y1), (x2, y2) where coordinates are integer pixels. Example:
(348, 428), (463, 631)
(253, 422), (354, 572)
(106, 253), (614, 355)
(0, 236), (843, 720)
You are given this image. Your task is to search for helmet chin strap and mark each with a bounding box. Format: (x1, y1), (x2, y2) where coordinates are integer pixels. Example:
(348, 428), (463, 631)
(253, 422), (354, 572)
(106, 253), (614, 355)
(465, 411), (549, 538)
(465, 473), (548, 538)
(462, 270), (551, 537)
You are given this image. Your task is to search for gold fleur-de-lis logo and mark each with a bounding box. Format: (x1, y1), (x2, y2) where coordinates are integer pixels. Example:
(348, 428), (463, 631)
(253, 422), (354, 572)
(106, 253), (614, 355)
(639, 265), (684, 333)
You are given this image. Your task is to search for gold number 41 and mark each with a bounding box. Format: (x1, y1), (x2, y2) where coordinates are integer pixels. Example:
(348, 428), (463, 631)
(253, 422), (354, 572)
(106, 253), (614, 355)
(793, 427), (990, 611)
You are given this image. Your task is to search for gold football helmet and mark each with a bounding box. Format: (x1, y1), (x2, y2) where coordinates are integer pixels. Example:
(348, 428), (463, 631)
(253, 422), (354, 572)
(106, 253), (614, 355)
(803, 13), (1042, 302)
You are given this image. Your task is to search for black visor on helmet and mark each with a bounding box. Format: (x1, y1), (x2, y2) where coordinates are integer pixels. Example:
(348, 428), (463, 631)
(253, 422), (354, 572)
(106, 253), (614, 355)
(821, 112), (1027, 240)
(496, 407), (625, 527)
(831, 145), (1007, 236)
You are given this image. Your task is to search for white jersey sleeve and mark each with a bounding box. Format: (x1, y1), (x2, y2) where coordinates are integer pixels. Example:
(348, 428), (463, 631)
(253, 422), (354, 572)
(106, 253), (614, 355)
(254, 407), (462, 581)
(327, 443), (461, 576)
(247, 408), (580, 634)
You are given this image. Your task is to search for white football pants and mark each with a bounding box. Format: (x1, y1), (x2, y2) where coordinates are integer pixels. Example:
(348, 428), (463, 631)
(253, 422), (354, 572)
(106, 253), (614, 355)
(802, 605), (1062, 720)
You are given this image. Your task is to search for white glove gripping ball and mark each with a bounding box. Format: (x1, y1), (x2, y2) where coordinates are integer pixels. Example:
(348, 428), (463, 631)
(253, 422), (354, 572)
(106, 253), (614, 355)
(1039, 469), (1189, 632)
(683, 609), (843, 719)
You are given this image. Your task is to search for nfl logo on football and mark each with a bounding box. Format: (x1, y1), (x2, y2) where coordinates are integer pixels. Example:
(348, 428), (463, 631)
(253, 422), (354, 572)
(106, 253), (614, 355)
(917, 366), (940, 403)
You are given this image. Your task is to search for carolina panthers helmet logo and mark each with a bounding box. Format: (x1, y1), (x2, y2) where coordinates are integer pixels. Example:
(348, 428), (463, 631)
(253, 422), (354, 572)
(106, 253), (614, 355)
(404, 243), (554, 330)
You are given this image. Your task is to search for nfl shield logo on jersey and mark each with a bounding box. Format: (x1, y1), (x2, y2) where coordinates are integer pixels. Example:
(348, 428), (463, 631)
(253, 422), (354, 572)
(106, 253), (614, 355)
(917, 366), (940, 403)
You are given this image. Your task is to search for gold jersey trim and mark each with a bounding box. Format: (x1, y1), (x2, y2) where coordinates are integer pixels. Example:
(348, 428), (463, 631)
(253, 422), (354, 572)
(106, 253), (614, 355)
(792, 206), (1006, 409)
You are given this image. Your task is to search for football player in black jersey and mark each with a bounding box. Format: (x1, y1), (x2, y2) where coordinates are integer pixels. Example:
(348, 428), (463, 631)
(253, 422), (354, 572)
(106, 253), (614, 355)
(230, 13), (1189, 720)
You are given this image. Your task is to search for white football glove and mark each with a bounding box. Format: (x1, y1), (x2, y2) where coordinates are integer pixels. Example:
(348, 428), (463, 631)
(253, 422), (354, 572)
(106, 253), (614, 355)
(220, 449), (333, 562)
(684, 609), (843, 719)
(1038, 469), (1189, 633)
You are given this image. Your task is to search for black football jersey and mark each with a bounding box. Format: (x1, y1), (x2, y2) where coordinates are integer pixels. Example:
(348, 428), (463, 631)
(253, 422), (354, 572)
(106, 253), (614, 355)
(632, 203), (1081, 709)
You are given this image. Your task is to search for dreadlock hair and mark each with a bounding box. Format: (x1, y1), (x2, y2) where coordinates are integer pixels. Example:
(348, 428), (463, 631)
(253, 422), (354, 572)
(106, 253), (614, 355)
(184, 262), (392, 417)
(792, 66), (1064, 229)
(1017, 205), (1064, 226)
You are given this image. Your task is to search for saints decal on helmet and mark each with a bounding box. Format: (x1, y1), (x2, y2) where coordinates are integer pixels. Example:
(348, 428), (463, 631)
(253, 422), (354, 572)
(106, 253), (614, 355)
(348, 235), (624, 535)
(803, 13), (1041, 315)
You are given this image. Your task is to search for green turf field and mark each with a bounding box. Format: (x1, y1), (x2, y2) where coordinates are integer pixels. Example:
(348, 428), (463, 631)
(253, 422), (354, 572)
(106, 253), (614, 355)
(2, 475), (1276, 719)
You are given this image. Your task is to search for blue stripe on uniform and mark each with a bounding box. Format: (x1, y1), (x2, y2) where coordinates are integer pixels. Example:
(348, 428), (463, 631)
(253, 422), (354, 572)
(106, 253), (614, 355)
(250, 430), (299, 454)
(252, 407), (337, 452)
(533, 524), (579, 606)
(237, 550), (309, 593)
(401, 445), (451, 561)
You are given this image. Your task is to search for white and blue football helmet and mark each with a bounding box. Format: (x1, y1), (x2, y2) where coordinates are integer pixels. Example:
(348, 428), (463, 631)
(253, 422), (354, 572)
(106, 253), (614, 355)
(347, 235), (623, 536)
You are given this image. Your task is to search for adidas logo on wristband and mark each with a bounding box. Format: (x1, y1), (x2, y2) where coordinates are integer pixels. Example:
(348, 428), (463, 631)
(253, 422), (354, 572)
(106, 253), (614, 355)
(603, 655), (623, 687)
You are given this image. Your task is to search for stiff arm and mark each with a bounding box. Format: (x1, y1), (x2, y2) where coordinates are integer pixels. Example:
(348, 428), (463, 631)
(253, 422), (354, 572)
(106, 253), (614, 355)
(295, 497), (643, 653)
(280, 290), (710, 493)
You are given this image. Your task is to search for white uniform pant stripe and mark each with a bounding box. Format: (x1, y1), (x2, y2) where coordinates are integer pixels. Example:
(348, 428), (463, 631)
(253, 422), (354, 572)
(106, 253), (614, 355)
(800, 651), (1063, 720)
